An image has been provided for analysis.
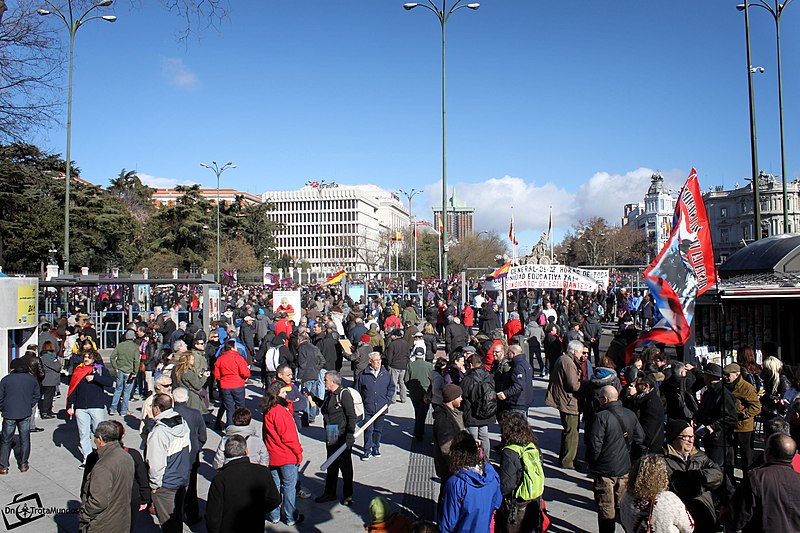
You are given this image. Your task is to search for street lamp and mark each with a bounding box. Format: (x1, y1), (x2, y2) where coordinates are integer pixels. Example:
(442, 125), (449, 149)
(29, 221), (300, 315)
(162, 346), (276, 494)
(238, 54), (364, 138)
(747, 0), (793, 232)
(200, 161), (236, 283)
(38, 0), (116, 273)
(736, 3), (766, 240)
(399, 188), (422, 275)
(404, 0), (479, 280)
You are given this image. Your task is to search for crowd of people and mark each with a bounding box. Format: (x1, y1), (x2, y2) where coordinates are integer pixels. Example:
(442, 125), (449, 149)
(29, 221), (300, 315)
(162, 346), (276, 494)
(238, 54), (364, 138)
(1, 280), (798, 532)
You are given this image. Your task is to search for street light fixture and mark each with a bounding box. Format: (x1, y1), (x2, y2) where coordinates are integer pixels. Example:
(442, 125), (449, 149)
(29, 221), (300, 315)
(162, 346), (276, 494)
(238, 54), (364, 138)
(747, 0), (793, 233)
(200, 161), (236, 284)
(404, 0), (479, 280)
(399, 188), (422, 275)
(38, 0), (116, 273)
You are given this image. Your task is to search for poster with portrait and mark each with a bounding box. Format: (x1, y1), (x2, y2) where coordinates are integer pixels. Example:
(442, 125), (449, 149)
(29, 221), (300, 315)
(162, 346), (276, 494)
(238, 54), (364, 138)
(273, 290), (301, 325)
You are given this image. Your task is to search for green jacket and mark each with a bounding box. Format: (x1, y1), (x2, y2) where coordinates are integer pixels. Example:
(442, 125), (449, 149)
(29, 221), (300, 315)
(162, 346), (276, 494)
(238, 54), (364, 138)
(110, 340), (139, 375)
(176, 367), (209, 414)
(404, 358), (433, 403)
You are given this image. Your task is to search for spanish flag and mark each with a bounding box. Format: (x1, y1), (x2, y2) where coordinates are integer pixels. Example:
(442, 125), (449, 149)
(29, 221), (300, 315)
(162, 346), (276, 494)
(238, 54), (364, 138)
(326, 270), (346, 284)
(487, 261), (511, 280)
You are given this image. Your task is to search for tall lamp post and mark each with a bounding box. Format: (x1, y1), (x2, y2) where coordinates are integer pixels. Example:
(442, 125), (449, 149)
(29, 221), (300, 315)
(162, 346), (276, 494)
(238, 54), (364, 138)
(737, 3), (765, 240)
(200, 161), (236, 283)
(749, 0), (793, 232)
(404, 1), (479, 280)
(38, 0), (116, 273)
(399, 188), (422, 275)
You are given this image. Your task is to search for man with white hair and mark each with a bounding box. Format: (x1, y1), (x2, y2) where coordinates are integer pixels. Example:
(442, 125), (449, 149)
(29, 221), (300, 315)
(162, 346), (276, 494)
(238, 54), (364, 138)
(546, 339), (588, 470)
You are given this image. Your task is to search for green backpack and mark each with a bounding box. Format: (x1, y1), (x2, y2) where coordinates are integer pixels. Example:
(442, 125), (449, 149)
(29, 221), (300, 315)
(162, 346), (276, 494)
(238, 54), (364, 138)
(505, 443), (545, 501)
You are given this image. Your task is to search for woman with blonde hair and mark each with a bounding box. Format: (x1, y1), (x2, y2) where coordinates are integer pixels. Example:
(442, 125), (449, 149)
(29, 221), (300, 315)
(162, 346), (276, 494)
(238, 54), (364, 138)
(761, 355), (790, 421)
(620, 454), (694, 533)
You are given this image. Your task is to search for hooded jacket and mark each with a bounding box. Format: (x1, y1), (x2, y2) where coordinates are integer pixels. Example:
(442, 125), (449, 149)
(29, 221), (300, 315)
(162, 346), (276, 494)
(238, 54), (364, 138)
(146, 409), (191, 490)
(439, 463), (503, 533)
(213, 423), (269, 469)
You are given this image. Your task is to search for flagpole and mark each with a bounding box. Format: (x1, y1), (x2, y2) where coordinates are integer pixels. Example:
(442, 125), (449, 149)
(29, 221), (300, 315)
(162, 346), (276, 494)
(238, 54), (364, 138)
(549, 205), (554, 261)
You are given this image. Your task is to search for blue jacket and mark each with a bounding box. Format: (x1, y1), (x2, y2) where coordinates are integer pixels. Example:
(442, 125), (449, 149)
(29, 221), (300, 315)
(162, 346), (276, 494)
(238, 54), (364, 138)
(500, 355), (535, 411)
(356, 366), (395, 415)
(439, 463), (502, 533)
(0, 370), (40, 419)
(67, 364), (114, 410)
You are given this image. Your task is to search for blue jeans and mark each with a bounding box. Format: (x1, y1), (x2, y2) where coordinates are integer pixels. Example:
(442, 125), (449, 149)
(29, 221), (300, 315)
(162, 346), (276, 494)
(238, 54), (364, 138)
(220, 387), (245, 427)
(363, 411), (385, 453)
(75, 408), (106, 462)
(268, 463), (299, 524)
(111, 369), (136, 415)
(302, 380), (320, 421)
(0, 417), (31, 469)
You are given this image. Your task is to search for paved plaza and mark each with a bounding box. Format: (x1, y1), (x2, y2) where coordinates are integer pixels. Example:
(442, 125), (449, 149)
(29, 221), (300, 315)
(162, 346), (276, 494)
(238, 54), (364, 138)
(0, 355), (614, 533)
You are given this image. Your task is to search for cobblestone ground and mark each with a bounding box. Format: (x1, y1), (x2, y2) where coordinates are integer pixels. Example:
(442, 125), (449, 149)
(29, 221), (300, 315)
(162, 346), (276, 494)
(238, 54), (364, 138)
(0, 335), (624, 533)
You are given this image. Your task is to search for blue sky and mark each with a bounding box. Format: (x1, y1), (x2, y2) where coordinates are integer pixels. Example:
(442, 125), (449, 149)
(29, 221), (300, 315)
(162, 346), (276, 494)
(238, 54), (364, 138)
(33, 0), (800, 250)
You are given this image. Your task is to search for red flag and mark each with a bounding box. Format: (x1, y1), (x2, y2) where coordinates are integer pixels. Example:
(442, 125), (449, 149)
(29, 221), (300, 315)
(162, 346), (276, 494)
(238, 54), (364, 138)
(625, 168), (716, 362)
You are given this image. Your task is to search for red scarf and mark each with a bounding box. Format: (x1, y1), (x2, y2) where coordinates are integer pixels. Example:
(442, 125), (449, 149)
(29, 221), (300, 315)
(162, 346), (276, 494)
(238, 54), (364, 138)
(68, 364), (95, 402)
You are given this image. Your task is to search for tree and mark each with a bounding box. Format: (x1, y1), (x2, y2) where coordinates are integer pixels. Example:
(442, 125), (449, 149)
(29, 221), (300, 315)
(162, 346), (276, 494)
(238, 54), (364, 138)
(0, 0), (61, 141)
(448, 232), (508, 273)
(203, 235), (261, 274)
(557, 217), (648, 266)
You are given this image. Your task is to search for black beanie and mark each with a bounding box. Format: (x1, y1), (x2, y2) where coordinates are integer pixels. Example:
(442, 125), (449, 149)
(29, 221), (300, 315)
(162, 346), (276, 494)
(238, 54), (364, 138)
(667, 419), (691, 442)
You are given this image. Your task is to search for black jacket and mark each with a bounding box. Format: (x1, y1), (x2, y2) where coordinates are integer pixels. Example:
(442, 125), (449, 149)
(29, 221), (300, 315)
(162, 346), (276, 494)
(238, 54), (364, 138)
(587, 401), (644, 477)
(626, 388), (665, 455)
(500, 356), (535, 412)
(664, 445), (723, 528)
(460, 367), (496, 426)
(385, 338), (410, 370)
(0, 369), (40, 419)
(315, 334), (339, 371)
(696, 380), (737, 438)
(662, 373), (698, 422)
(173, 403), (208, 457)
(444, 323), (468, 354)
(205, 457), (281, 533)
(296, 342), (324, 382)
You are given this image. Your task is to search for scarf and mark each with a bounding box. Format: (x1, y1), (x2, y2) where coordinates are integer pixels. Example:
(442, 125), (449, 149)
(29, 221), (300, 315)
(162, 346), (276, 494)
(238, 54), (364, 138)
(68, 364), (95, 402)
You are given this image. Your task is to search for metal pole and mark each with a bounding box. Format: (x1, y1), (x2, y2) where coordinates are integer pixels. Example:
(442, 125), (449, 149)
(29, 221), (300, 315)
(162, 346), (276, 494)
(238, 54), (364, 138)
(64, 26), (75, 273)
(774, 0), (789, 231)
(217, 172), (221, 283)
(318, 189), (323, 281)
(743, 2), (762, 239)
(440, 15), (450, 279)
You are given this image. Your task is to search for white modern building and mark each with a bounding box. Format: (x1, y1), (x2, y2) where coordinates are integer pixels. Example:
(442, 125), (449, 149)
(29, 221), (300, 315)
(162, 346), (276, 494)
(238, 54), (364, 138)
(622, 172), (678, 260)
(262, 184), (410, 275)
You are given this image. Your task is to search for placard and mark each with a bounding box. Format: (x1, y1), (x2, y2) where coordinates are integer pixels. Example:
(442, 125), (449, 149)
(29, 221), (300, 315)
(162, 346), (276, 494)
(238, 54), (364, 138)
(506, 264), (604, 292)
(273, 290), (301, 325)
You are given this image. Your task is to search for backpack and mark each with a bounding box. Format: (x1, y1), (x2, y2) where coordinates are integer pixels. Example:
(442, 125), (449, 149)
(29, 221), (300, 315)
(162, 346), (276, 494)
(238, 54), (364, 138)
(505, 443), (545, 501)
(337, 387), (365, 421)
(474, 375), (498, 420)
(264, 346), (281, 372)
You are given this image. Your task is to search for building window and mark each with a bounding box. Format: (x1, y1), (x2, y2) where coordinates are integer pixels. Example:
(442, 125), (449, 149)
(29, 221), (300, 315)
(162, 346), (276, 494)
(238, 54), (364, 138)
(720, 228), (729, 243)
(720, 207), (727, 218)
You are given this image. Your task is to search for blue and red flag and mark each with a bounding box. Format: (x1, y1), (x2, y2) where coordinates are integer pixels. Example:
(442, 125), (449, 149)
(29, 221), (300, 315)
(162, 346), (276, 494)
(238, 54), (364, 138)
(487, 261), (512, 280)
(626, 168), (716, 362)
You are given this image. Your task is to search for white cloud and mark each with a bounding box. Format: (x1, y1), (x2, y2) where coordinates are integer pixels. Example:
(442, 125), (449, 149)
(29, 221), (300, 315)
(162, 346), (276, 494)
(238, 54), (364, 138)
(161, 58), (200, 89)
(417, 167), (690, 238)
(138, 173), (196, 189)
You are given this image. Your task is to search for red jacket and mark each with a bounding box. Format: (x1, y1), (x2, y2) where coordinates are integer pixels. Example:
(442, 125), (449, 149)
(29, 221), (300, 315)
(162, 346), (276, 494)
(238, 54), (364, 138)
(274, 319), (292, 344)
(384, 315), (401, 331)
(504, 318), (523, 345)
(213, 349), (250, 389)
(483, 339), (505, 371)
(462, 306), (474, 327)
(263, 405), (303, 466)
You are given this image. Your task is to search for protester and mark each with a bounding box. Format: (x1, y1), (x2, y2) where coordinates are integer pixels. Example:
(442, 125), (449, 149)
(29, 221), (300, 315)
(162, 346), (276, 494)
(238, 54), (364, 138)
(213, 407), (268, 469)
(497, 412), (546, 533)
(620, 454), (694, 533)
(460, 353), (496, 458)
(405, 347), (434, 441)
(39, 340), (62, 419)
(213, 339), (251, 427)
(496, 344), (534, 416)
(385, 329), (410, 403)
(0, 358), (40, 473)
(145, 393), (191, 533)
(67, 350), (113, 466)
(438, 431), (502, 533)
(723, 362), (761, 474)
(109, 330), (140, 416)
(433, 384), (466, 489)
(545, 340), (587, 470)
(171, 387), (207, 525)
(262, 381), (304, 526)
(307, 370), (358, 506)
(205, 434), (281, 533)
(78, 421), (135, 533)
(365, 495), (415, 532)
(357, 352), (395, 460)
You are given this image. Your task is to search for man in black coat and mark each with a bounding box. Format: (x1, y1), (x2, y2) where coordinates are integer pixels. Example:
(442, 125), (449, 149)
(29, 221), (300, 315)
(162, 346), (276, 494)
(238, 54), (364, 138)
(587, 386), (644, 533)
(460, 354), (496, 457)
(581, 310), (603, 365)
(172, 388), (207, 525)
(444, 316), (468, 356)
(696, 363), (737, 486)
(623, 374), (664, 458)
(205, 435), (281, 532)
(384, 330), (410, 404)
